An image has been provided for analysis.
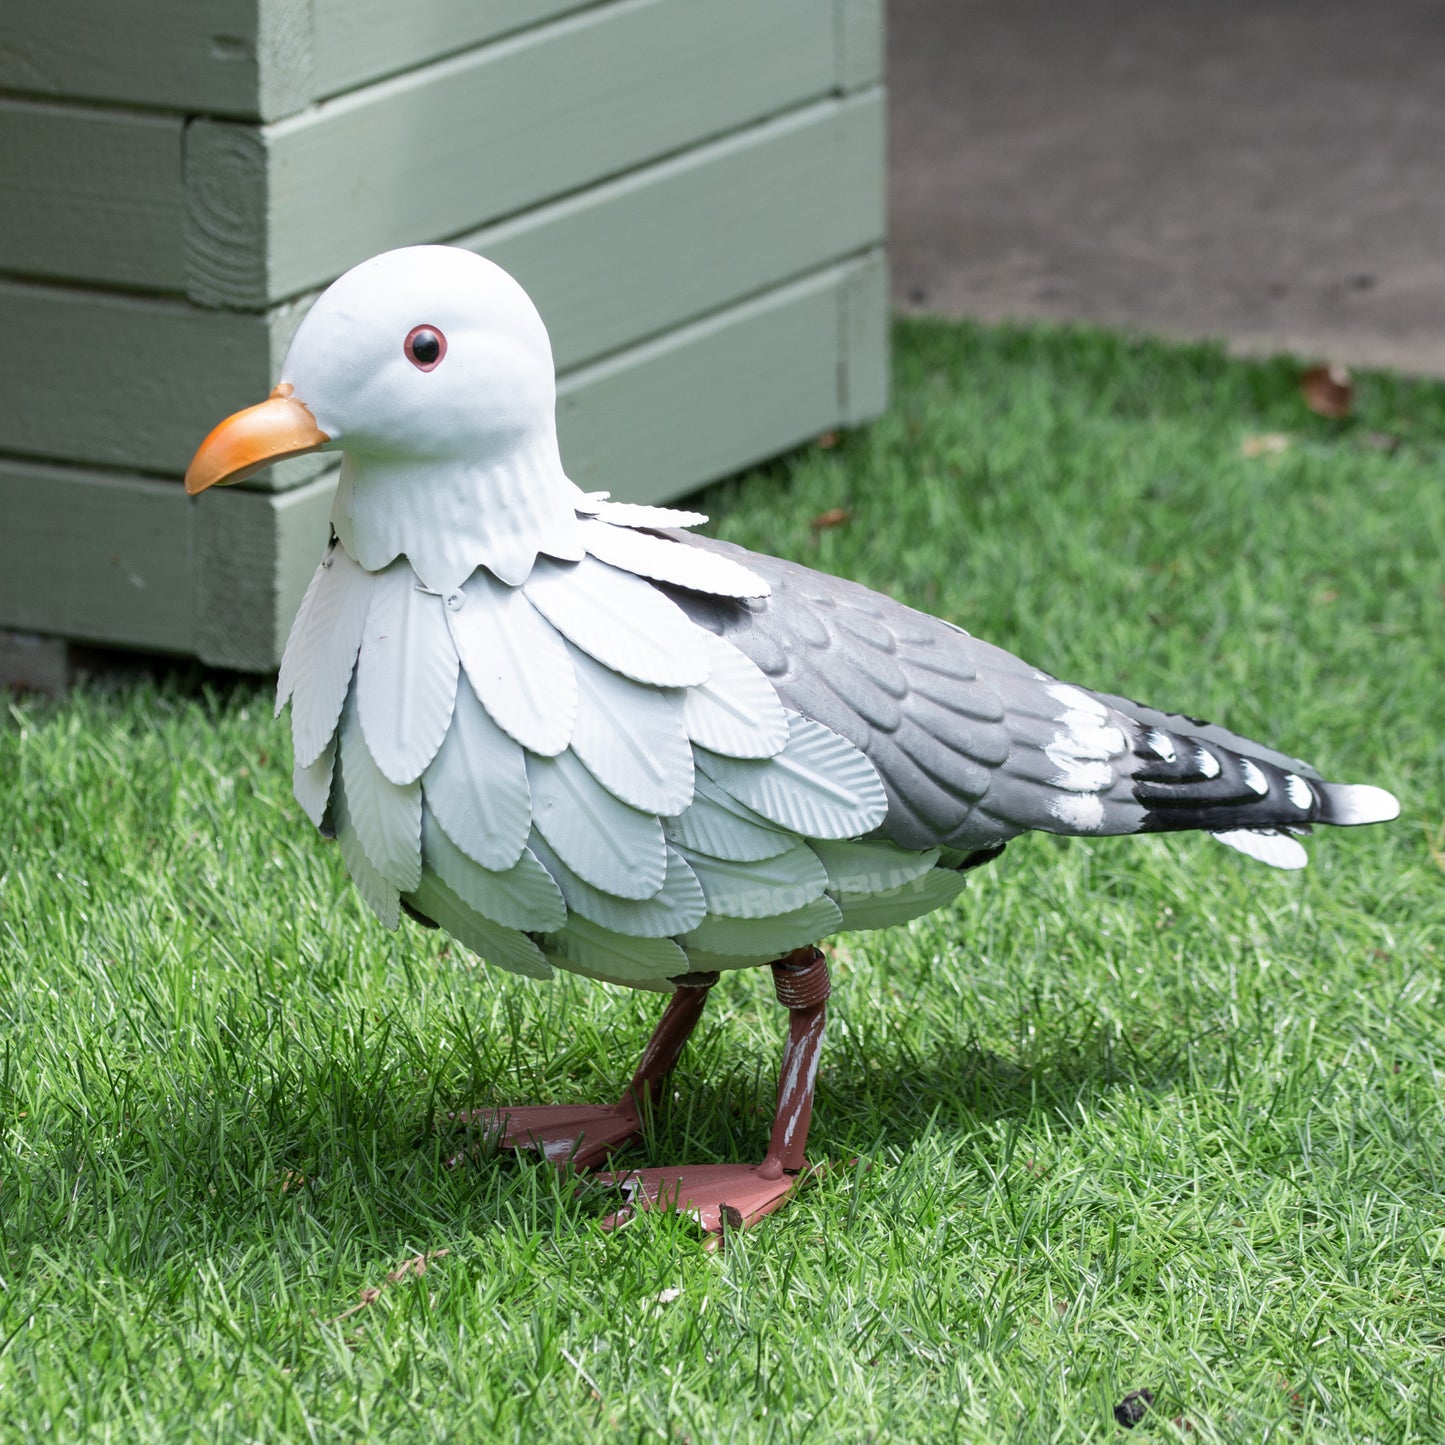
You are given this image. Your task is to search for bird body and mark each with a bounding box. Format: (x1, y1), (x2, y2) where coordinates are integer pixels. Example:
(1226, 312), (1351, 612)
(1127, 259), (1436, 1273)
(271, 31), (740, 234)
(275, 513), (1396, 991)
(186, 245), (1399, 1232)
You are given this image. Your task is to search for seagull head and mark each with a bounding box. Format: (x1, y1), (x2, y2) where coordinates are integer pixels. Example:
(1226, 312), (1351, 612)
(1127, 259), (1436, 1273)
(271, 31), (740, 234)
(186, 245), (588, 589)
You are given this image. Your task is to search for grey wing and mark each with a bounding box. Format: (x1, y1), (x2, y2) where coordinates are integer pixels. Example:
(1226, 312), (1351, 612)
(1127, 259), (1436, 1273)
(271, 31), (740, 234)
(657, 532), (1135, 850)
(657, 532), (1393, 856)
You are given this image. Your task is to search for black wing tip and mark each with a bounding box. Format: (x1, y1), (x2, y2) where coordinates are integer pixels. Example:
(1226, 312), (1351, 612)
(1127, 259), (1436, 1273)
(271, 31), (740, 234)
(1128, 721), (1397, 835)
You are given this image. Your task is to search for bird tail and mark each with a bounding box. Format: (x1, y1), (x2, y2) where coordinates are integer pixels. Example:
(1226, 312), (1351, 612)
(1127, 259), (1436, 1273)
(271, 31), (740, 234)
(1119, 706), (1398, 870)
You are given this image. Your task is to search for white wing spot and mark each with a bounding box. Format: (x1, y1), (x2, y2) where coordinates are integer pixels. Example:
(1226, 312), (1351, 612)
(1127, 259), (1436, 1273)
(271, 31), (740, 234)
(1044, 707), (1126, 792)
(1240, 760), (1269, 795)
(1285, 773), (1313, 809)
(1045, 683), (1108, 723)
(1049, 793), (1105, 831)
(1145, 728), (1176, 763)
(1196, 747), (1221, 779)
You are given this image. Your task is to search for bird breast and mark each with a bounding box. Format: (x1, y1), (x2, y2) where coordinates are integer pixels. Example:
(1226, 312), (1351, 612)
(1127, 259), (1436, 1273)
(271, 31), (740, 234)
(277, 519), (962, 990)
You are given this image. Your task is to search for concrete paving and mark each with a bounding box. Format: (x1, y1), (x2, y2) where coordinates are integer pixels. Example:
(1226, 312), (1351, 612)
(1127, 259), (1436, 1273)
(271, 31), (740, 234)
(889, 0), (1445, 375)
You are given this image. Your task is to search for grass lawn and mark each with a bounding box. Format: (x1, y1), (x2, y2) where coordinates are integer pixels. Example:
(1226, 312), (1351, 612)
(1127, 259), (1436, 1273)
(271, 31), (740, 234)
(2, 319), (1443, 1443)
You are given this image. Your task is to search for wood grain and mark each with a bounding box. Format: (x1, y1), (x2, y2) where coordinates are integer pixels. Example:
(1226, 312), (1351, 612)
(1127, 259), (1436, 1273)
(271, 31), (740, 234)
(839, 250), (891, 424)
(0, 279), (314, 478)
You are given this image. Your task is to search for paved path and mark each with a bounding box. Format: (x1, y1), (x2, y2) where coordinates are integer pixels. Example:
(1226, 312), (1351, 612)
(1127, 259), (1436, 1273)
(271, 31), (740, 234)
(889, 0), (1445, 375)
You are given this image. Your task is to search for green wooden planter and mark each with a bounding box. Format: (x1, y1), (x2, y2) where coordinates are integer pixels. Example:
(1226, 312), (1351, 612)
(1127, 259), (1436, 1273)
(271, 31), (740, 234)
(0, 0), (887, 671)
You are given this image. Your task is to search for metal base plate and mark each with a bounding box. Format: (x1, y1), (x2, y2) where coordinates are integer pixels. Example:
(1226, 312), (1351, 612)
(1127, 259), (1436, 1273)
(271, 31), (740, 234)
(451, 1102), (642, 1169)
(592, 1162), (805, 1236)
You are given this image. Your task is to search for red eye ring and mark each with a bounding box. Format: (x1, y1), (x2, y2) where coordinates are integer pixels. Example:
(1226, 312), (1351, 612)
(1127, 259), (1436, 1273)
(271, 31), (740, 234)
(404, 324), (447, 372)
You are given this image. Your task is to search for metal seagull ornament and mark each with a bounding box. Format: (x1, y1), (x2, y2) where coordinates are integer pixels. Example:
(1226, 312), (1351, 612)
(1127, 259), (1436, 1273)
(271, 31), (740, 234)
(186, 245), (1400, 1237)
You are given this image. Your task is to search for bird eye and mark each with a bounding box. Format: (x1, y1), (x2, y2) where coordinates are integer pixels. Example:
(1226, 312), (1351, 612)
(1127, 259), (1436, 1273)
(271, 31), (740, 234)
(404, 324), (446, 372)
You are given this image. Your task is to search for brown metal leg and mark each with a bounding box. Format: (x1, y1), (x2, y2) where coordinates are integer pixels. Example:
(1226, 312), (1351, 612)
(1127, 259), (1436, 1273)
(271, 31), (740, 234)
(596, 946), (833, 1237)
(452, 974), (717, 1169)
(623, 974), (716, 1116)
(758, 947), (831, 1180)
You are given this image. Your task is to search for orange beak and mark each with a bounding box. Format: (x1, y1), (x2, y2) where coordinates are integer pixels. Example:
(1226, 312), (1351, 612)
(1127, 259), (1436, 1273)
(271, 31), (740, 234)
(184, 384), (331, 495)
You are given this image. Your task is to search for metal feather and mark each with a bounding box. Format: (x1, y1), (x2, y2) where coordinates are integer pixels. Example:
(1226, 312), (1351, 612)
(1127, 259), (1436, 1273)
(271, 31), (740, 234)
(578, 519), (768, 598)
(527, 747), (667, 899)
(421, 810), (566, 932)
(676, 841), (829, 919)
(530, 833), (706, 938)
(832, 866), (968, 932)
(332, 772), (400, 929)
(679, 896), (844, 957)
(356, 560), (459, 785)
(697, 714), (888, 841)
(407, 870), (553, 979)
(447, 567), (576, 757)
(275, 547), (328, 716)
(680, 633), (789, 759)
(523, 556), (710, 688)
(810, 838), (940, 893)
(583, 497), (708, 529)
(542, 915), (690, 987)
(338, 692), (422, 891)
(284, 544), (372, 769)
(293, 737), (335, 829)
(422, 681), (531, 871)
(568, 644), (694, 816)
(663, 772), (794, 862)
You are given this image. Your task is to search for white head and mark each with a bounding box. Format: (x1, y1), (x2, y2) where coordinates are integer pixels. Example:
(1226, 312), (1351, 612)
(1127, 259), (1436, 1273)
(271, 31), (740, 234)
(186, 246), (588, 589)
(281, 246), (556, 462)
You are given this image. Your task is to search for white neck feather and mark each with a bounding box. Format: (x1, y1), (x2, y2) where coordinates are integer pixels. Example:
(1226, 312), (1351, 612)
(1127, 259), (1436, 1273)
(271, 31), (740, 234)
(330, 431), (588, 591)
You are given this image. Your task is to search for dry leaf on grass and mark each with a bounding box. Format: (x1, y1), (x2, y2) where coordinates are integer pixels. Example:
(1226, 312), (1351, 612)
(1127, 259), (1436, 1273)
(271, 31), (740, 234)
(811, 507), (852, 531)
(387, 1251), (448, 1284)
(815, 431), (840, 449)
(1301, 363), (1354, 419)
(325, 1250), (451, 1324)
(1241, 433), (1291, 457)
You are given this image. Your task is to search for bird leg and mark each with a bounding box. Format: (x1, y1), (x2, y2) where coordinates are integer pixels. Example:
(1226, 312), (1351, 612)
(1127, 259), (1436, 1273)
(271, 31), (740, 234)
(594, 946), (831, 1237)
(452, 973), (717, 1169)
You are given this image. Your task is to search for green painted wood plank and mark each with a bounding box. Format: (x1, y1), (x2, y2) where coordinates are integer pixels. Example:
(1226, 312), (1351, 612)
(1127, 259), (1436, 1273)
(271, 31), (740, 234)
(555, 254), (875, 504)
(186, 0), (848, 306)
(0, 280), (312, 477)
(310, 0), (602, 100)
(836, 0), (886, 92)
(0, 102), (186, 291)
(0, 0), (881, 120)
(0, 460), (192, 653)
(10, 90), (883, 480)
(192, 468), (335, 669)
(839, 249), (891, 424)
(465, 90), (885, 372)
(0, 0), (311, 121)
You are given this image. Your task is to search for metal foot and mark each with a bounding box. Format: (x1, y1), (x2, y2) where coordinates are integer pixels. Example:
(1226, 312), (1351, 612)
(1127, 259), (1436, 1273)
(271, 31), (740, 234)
(594, 947), (833, 1239)
(449, 975), (716, 1169)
